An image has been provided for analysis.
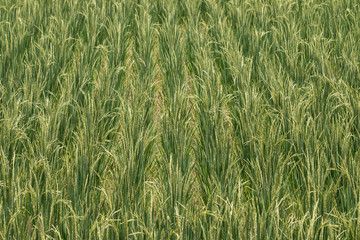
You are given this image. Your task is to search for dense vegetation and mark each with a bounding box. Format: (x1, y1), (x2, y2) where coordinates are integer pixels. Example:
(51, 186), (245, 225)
(1, 0), (360, 239)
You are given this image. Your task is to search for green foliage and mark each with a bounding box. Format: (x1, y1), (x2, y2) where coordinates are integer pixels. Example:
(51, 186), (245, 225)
(1, 0), (360, 239)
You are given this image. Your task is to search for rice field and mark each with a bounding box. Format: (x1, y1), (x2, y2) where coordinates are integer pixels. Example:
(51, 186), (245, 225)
(1, 0), (360, 239)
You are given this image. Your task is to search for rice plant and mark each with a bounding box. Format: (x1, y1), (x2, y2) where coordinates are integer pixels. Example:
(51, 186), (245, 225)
(1, 0), (360, 239)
